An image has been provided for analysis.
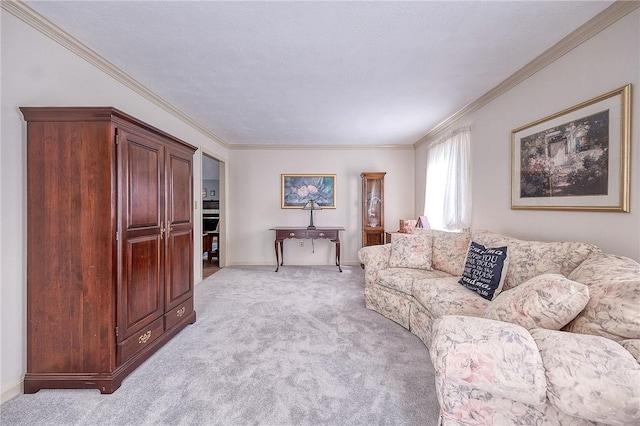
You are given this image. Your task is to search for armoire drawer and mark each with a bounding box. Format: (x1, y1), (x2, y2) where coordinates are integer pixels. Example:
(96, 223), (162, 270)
(117, 317), (164, 365)
(164, 298), (194, 330)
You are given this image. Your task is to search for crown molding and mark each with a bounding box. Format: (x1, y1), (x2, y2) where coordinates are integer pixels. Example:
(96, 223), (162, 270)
(2, 0), (230, 149)
(413, 0), (640, 149)
(229, 143), (414, 151)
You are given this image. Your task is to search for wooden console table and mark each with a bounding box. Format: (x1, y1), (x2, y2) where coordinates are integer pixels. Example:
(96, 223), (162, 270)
(270, 227), (345, 272)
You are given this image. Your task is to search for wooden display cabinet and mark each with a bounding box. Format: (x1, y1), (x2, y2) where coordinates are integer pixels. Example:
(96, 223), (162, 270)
(361, 172), (386, 247)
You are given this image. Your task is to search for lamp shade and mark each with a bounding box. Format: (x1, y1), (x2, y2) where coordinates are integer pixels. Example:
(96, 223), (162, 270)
(302, 200), (321, 211)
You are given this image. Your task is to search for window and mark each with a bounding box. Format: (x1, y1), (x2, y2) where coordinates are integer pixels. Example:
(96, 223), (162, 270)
(424, 128), (471, 231)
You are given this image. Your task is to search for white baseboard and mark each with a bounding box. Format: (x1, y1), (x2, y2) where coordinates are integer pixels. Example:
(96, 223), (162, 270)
(226, 261), (362, 267)
(1, 379), (23, 404)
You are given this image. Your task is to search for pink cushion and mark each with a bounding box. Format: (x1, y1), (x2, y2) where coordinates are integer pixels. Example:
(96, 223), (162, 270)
(485, 274), (589, 331)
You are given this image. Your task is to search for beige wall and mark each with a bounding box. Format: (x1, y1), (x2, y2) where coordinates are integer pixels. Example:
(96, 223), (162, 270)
(416, 9), (640, 260)
(0, 11), (228, 400)
(228, 148), (415, 266)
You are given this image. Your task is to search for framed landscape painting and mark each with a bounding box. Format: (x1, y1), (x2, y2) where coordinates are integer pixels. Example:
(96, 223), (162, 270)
(511, 84), (630, 212)
(281, 174), (336, 208)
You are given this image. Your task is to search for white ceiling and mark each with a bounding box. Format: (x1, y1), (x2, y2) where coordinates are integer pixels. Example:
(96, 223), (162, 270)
(25, 1), (614, 147)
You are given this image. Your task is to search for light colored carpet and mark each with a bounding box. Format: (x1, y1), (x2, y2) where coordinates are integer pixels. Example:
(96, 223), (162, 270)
(1, 265), (439, 425)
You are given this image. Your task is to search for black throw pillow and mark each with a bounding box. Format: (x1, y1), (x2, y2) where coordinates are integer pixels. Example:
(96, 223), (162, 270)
(459, 241), (509, 301)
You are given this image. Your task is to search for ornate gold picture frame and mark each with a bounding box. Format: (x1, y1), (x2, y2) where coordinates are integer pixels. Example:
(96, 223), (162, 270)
(281, 174), (337, 209)
(511, 84), (631, 212)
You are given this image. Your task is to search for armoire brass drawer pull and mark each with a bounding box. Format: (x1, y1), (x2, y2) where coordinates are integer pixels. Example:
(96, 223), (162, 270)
(176, 307), (186, 317)
(138, 331), (152, 344)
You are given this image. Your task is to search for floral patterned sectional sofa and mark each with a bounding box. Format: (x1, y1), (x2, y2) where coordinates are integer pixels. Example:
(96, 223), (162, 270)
(357, 229), (639, 425)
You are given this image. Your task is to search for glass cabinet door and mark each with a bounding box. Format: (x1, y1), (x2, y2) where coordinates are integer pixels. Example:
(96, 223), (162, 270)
(365, 178), (382, 227)
(361, 172), (386, 247)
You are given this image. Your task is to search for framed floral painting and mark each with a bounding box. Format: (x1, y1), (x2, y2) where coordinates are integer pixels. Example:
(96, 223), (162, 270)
(281, 174), (336, 208)
(511, 84), (630, 212)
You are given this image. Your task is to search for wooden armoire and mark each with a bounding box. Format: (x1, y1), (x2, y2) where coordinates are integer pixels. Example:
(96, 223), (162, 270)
(21, 107), (197, 394)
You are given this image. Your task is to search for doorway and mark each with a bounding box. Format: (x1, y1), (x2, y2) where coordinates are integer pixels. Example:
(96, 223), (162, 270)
(202, 154), (221, 278)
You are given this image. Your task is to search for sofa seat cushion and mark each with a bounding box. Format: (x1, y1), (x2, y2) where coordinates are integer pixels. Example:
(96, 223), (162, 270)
(413, 277), (489, 318)
(472, 230), (602, 290)
(532, 329), (640, 425)
(377, 268), (450, 295)
(484, 274), (590, 331)
(564, 254), (640, 342)
(364, 284), (412, 330)
(436, 382), (596, 426)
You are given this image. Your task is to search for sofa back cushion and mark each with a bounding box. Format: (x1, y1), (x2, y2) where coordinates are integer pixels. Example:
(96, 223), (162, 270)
(471, 230), (601, 290)
(413, 229), (470, 276)
(564, 254), (640, 342)
(413, 277), (490, 319)
(388, 233), (433, 270)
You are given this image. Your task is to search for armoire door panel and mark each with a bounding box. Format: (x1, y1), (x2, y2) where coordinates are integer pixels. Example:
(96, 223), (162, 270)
(166, 228), (194, 308)
(118, 127), (166, 340)
(121, 234), (164, 337)
(123, 135), (163, 230)
(165, 146), (194, 311)
(167, 151), (192, 225)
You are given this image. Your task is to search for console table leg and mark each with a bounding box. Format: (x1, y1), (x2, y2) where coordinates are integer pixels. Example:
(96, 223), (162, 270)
(274, 240), (280, 272)
(335, 241), (342, 272)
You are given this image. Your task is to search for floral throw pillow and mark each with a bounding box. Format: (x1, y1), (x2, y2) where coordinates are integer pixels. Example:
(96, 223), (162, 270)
(484, 274), (590, 331)
(388, 233), (432, 270)
(459, 241), (508, 301)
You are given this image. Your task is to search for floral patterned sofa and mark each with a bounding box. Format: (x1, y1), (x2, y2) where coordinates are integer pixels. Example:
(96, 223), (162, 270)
(357, 229), (640, 425)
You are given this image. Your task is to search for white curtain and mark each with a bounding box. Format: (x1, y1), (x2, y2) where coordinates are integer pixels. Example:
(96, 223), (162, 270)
(424, 128), (471, 231)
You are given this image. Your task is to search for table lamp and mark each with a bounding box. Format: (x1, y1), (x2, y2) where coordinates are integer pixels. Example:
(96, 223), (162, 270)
(302, 199), (321, 229)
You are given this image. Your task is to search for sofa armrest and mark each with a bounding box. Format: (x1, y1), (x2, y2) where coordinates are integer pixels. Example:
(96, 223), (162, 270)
(621, 339), (640, 363)
(357, 244), (391, 272)
(431, 315), (547, 407)
(531, 329), (640, 425)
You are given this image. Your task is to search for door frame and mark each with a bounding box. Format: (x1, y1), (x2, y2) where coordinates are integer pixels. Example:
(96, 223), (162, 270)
(198, 151), (226, 282)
